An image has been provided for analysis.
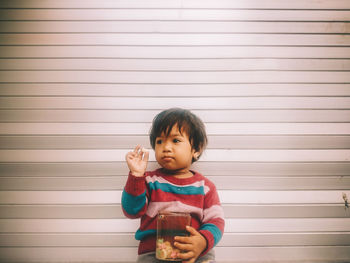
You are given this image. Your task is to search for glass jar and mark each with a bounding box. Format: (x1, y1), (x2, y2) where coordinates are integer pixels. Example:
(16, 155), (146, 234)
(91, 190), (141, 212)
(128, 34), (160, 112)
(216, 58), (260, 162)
(156, 211), (191, 261)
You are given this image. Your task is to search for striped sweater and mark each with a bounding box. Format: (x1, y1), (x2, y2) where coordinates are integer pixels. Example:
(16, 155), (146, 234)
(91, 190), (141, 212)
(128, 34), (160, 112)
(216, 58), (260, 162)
(121, 168), (225, 256)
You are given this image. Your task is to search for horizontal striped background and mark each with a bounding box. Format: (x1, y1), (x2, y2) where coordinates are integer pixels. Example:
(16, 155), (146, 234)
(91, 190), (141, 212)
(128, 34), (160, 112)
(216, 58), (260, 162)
(0, 0), (350, 262)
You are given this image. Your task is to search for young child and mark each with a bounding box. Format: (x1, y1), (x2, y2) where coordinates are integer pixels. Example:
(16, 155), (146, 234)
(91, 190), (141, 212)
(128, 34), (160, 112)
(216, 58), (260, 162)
(122, 108), (225, 263)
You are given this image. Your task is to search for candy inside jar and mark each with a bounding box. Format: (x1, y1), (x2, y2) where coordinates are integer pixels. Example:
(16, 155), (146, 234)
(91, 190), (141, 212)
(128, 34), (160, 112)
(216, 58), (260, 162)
(156, 211), (191, 261)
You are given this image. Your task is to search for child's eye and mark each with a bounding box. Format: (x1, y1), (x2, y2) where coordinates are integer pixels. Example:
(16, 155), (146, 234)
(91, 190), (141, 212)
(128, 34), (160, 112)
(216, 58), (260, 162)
(156, 139), (162, 144)
(173, 138), (180, 143)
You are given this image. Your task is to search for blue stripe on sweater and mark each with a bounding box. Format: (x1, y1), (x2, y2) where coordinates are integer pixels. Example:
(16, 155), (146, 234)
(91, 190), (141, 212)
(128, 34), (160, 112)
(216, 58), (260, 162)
(148, 181), (204, 195)
(121, 190), (146, 215)
(200, 223), (222, 246)
(135, 228), (156, 241)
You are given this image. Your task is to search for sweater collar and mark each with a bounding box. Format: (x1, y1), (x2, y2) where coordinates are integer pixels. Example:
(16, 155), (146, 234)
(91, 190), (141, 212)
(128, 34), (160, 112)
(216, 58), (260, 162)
(154, 168), (202, 185)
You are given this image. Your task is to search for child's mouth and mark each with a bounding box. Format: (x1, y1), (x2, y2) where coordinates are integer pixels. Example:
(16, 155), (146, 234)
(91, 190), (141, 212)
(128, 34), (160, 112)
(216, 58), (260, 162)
(162, 156), (174, 162)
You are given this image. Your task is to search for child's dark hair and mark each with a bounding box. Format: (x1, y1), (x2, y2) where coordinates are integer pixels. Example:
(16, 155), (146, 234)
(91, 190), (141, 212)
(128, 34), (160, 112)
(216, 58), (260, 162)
(149, 108), (207, 162)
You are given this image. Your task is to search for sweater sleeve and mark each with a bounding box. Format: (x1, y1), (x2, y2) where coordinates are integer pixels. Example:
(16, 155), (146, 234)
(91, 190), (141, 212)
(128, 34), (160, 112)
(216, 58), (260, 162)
(199, 181), (225, 255)
(121, 172), (148, 219)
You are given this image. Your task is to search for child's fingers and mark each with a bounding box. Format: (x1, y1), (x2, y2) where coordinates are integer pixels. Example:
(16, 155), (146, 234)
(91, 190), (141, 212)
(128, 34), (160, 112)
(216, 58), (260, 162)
(175, 250), (195, 261)
(174, 241), (192, 251)
(132, 145), (149, 159)
(142, 149), (149, 163)
(134, 145), (141, 154)
(174, 235), (191, 244)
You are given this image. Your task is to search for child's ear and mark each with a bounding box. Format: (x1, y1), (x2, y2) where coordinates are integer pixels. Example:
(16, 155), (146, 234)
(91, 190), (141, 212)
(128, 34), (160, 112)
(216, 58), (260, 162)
(193, 151), (200, 160)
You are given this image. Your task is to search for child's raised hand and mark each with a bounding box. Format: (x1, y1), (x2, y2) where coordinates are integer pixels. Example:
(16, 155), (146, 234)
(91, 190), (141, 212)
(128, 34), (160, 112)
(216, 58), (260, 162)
(174, 226), (207, 263)
(125, 145), (149, 177)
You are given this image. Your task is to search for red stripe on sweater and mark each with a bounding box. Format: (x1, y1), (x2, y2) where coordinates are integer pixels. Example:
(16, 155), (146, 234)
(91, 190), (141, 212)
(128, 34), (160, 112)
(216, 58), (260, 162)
(150, 189), (204, 208)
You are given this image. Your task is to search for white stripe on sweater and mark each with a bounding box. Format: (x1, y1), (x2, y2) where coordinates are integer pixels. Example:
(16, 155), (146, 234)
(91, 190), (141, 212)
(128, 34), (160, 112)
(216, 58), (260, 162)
(203, 205), (225, 223)
(146, 201), (204, 219)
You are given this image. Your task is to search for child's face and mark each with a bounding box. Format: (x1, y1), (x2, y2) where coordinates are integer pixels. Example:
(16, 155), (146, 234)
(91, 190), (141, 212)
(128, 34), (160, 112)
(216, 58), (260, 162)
(155, 125), (199, 176)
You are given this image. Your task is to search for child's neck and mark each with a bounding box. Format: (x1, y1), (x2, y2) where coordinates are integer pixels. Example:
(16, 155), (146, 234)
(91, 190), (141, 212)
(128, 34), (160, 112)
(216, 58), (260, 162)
(161, 168), (194, 179)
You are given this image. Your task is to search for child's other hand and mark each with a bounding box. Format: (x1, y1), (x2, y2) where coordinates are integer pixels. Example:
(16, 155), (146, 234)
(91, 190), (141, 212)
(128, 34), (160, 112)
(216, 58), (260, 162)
(125, 145), (149, 177)
(174, 225), (207, 263)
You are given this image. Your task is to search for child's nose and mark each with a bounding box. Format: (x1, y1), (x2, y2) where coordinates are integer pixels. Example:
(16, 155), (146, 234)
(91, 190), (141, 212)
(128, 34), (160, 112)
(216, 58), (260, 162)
(162, 141), (172, 151)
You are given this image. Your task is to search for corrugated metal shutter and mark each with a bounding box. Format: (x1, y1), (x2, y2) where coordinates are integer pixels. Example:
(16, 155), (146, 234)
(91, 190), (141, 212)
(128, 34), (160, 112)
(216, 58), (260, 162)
(0, 0), (349, 262)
